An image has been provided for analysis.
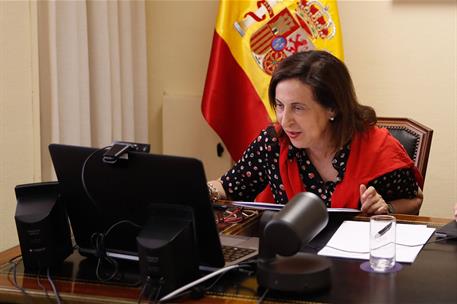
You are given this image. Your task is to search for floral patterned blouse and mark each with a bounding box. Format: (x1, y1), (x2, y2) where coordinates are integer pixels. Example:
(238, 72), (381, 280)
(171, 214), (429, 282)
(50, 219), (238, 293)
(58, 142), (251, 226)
(221, 126), (418, 207)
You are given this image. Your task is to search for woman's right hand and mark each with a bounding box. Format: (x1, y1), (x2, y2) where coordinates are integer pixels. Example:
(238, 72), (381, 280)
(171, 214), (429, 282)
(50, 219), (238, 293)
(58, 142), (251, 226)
(207, 180), (227, 203)
(359, 184), (389, 215)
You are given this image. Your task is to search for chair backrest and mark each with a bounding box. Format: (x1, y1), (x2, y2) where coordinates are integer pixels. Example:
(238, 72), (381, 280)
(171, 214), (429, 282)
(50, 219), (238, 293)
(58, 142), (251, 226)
(376, 117), (433, 184)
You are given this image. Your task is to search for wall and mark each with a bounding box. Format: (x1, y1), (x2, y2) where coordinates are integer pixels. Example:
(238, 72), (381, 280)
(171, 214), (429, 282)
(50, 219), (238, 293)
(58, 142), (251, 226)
(146, 0), (219, 155)
(0, 1), (41, 251)
(147, 0), (457, 218)
(338, 0), (456, 217)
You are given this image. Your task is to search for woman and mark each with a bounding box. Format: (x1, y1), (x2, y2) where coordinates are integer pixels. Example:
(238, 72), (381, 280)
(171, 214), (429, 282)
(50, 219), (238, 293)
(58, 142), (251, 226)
(207, 50), (423, 215)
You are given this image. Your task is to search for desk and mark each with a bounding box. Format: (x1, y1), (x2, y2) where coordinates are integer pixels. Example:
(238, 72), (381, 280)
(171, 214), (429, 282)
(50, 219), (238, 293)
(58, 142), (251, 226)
(1, 214), (456, 303)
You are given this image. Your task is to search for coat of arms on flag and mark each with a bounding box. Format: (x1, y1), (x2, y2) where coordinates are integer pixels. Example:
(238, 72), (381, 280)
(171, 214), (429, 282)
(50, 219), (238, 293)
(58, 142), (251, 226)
(235, 0), (337, 75)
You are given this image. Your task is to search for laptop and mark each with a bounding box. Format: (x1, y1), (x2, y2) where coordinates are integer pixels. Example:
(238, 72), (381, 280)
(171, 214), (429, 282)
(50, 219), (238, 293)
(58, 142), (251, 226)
(48, 143), (258, 270)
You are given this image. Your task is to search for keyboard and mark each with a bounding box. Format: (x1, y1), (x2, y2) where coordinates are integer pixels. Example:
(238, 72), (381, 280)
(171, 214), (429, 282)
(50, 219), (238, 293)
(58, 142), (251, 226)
(222, 245), (257, 263)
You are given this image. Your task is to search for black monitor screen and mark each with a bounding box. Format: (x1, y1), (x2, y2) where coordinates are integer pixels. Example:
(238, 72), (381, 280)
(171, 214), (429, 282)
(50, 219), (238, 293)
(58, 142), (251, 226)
(48, 144), (225, 268)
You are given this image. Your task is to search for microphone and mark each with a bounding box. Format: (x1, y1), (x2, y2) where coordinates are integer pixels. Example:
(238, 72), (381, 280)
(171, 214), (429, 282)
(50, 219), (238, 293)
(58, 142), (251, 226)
(257, 192), (331, 293)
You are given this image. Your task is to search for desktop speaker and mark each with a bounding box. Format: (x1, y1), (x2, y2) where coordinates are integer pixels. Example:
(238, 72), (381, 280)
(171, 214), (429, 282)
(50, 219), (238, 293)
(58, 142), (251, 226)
(14, 182), (73, 270)
(136, 204), (199, 297)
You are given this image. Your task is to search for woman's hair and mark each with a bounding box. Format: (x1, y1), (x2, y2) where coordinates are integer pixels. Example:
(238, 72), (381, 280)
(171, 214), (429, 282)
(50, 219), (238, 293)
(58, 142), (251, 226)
(268, 50), (377, 149)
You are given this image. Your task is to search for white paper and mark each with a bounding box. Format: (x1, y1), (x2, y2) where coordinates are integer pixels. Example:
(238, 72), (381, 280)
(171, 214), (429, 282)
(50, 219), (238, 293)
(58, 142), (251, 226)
(231, 201), (283, 210)
(318, 221), (435, 263)
(231, 201), (360, 213)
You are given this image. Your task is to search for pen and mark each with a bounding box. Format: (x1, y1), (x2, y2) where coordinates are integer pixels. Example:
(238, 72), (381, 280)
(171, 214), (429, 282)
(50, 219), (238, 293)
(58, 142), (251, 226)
(375, 222), (392, 238)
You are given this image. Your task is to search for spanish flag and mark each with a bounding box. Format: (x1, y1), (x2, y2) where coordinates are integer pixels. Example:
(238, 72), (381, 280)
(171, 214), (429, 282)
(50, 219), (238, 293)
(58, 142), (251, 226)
(202, 0), (344, 161)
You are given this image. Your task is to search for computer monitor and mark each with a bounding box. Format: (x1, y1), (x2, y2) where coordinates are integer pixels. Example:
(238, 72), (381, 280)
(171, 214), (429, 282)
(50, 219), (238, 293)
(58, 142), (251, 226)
(48, 143), (226, 268)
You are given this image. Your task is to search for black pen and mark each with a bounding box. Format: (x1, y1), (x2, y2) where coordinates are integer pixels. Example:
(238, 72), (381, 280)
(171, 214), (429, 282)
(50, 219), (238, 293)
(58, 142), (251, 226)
(375, 222), (393, 238)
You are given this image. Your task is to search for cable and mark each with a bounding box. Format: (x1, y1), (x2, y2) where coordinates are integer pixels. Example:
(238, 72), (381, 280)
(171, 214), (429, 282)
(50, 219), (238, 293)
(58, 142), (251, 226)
(202, 268), (230, 292)
(47, 267), (62, 304)
(137, 276), (151, 304)
(36, 272), (49, 297)
(81, 146), (110, 208)
(158, 264), (248, 302)
(82, 146), (144, 283)
(324, 235), (457, 254)
(105, 219), (141, 237)
(8, 260), (30, 298)
(136, 276), (165, 304)
(81, 146), (133, 282)
(398, 235), (457, 247)
(257, 287), (269, 304)
(150, 277), (165, 304)
(6, 256), (41, 304)
(36, 265), (49, 297)
(168, 260), (255, 302)
(204, 260), (256, 293)
(91, 231), (119, 281)
(91, 219), (141, 282)
(8, 254), (22, 264)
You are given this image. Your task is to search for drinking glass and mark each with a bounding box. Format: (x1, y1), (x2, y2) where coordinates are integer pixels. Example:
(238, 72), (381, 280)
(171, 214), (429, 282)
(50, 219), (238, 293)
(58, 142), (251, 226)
(369, 215), (396, 272)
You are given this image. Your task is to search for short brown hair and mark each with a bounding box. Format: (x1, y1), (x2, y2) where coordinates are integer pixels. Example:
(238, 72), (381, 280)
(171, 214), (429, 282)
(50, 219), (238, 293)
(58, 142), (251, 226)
(269, 50), (376, 149)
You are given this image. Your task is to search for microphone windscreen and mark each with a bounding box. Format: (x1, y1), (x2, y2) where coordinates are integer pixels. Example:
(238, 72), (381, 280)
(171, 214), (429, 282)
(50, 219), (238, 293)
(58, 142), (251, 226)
(264, 192), (328, 256)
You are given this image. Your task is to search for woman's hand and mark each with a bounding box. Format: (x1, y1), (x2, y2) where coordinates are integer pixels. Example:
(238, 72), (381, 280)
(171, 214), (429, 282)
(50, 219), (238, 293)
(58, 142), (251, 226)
(360, 184), (389, 215)
(207, 180), (227, 203)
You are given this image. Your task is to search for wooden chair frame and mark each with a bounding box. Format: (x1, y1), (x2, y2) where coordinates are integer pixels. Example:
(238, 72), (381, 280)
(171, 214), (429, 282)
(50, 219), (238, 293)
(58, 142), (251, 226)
(376, 117), (433, 184)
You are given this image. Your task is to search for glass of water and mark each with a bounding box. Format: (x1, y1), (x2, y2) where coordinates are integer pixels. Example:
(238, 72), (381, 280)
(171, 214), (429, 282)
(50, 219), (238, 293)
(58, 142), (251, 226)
(369, 215), (396, 272)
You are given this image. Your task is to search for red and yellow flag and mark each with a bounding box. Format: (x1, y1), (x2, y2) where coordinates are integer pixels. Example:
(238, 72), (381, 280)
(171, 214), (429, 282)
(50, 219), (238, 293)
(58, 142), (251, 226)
(202, 0), (344, 161)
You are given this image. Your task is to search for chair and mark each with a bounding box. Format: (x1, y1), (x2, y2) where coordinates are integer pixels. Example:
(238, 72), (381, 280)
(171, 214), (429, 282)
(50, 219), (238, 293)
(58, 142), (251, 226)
(376, 117), (433, 184)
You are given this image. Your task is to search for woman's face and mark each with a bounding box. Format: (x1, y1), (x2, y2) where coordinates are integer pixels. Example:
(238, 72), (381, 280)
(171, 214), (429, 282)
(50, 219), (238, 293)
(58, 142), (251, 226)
(275, 78), (334, 150)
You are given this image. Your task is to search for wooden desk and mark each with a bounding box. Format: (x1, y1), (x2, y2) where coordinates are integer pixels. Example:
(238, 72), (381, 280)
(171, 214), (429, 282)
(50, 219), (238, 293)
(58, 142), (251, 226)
(0, 214), (455, 303)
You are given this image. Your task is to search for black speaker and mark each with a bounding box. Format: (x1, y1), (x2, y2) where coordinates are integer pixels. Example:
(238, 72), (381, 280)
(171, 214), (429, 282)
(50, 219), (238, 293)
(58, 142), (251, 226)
(136, 204), (199, 297)
(14, 182), (73, 270)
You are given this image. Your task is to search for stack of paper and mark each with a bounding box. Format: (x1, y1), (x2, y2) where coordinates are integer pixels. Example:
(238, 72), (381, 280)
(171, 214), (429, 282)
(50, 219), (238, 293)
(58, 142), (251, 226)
(318, 221), (435, 263)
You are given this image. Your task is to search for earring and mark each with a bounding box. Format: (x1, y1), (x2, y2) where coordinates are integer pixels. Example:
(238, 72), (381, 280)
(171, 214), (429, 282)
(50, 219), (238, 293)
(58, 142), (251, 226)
(329, 116), (335, 122)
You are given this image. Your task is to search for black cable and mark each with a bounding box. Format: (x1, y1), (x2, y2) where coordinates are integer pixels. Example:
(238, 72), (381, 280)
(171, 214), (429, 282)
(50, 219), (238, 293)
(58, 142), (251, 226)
(47, 267), (62, 304)
(92, 234), (119, 282)
(105, 219), (141, 236)
(91, 219), (141, 282)
(81, 146), (118, 281)
(81, 146), (110, 208)
(8, 254), (22, 264)
(82, 146), (144, 283)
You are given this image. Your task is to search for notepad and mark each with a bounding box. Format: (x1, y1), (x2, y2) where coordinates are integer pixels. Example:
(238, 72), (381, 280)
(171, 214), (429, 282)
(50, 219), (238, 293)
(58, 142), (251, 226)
(318, 221), (435, 263)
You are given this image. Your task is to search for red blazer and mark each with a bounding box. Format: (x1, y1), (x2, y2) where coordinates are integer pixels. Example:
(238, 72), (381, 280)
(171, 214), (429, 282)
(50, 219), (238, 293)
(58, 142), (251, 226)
(256, 126), (423, 208)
